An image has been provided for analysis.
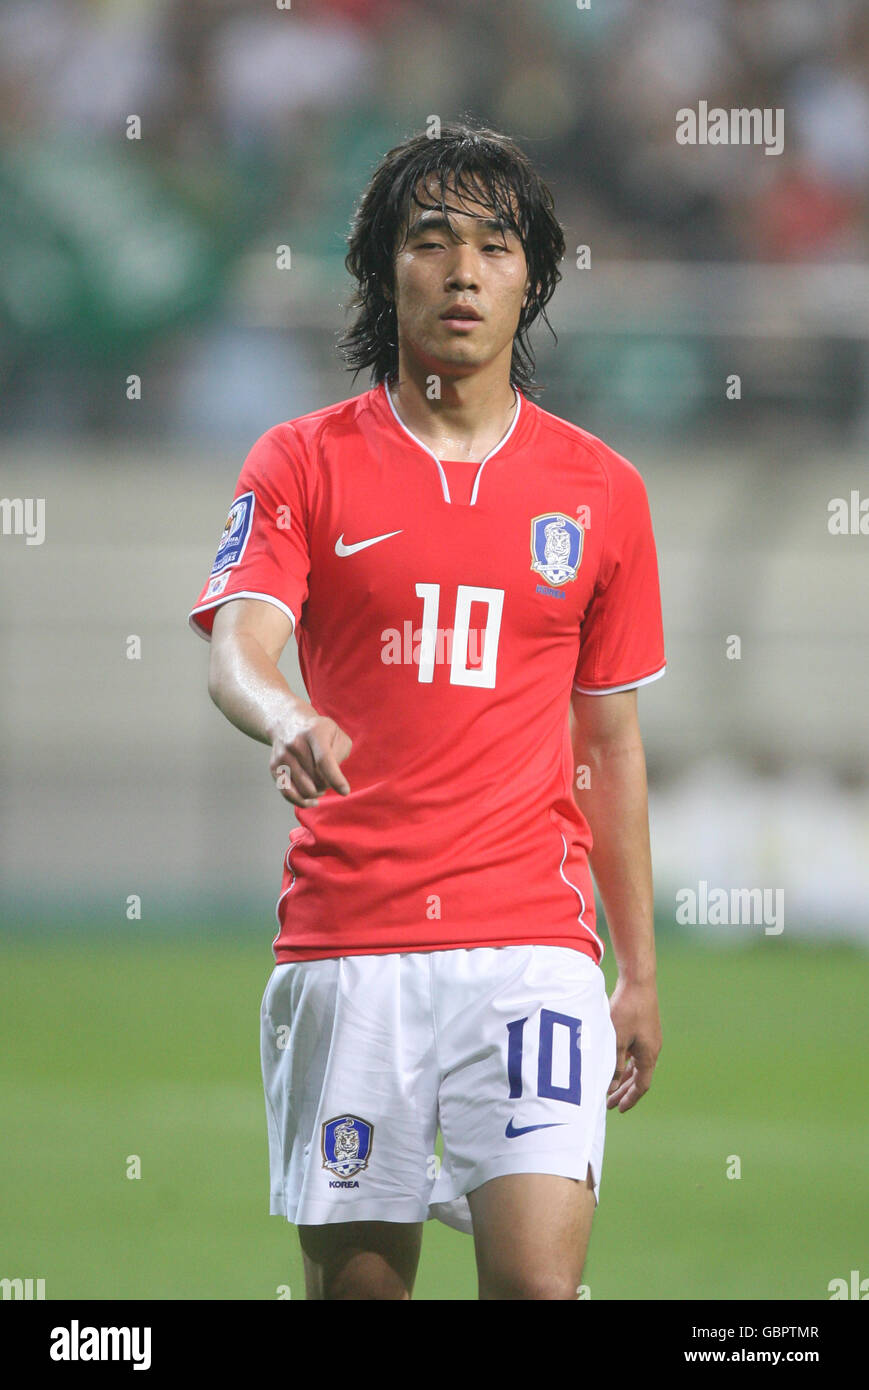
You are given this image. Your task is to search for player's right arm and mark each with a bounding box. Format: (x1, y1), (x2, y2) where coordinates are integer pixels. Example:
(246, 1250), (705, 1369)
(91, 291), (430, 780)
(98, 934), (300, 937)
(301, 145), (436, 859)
(208, 597), (352, 808)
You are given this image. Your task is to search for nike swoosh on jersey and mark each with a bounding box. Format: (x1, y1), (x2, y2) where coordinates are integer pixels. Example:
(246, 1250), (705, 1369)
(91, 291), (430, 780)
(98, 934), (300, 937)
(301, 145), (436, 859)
(504, 1118), (568, 1139)
(335, 529), (404, 556)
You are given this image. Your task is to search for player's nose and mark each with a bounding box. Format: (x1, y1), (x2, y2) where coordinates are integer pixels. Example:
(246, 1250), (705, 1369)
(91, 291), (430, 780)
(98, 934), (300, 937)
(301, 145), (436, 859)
(444, 247), (480, 289)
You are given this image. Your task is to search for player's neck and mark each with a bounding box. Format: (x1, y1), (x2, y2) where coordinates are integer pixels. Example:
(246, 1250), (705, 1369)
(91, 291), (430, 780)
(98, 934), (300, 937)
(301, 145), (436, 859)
(386, 361), (518, 463)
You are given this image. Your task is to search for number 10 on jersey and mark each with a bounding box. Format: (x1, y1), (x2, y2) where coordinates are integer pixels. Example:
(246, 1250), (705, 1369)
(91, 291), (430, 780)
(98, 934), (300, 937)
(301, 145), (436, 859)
(507, 1011), (583, 1106)
(415, 582), (504, 687)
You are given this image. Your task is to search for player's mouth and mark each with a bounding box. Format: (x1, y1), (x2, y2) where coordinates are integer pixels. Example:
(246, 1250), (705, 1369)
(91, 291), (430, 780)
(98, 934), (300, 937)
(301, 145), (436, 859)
(440, 304), (483, 330)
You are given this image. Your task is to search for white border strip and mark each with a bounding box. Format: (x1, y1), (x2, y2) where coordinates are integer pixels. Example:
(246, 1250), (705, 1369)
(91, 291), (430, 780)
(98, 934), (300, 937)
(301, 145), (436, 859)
(382, 380), (521, 506)
(188, 591), (298, 642)
(273, 835), (303, 934)
(557, 830), (605, 959)
(573, 664), (667, 696)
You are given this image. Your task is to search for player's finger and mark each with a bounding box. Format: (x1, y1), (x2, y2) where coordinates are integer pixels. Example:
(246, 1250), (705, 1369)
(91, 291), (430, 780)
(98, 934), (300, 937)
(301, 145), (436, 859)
(286, 758), (321, 799)
(608, 1055), (638, 1093)
(608, 1045), (629, 1094)
(628, 1040), (660, 1087)
(632, 1053), (657, 1088)
(606, 1058), (634, 1105)
(273, 761), (320, 806)
(275, 732), (335, 796)
(617, 1077), (649, 1112)
(611, 1056), (655, 1112)
(310, 738), (351, 795)
(285, 737), (325, 790)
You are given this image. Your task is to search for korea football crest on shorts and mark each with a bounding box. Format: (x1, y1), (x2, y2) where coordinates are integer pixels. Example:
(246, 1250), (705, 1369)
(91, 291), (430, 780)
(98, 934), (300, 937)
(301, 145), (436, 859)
(210, 490), (254, 576)
(321, 1115), (374, 1178)
(530, 513), (583, 587)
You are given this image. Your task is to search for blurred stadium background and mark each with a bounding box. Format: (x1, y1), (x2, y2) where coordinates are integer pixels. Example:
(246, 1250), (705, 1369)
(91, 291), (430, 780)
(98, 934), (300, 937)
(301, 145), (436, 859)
(1, 0), (867, 1300)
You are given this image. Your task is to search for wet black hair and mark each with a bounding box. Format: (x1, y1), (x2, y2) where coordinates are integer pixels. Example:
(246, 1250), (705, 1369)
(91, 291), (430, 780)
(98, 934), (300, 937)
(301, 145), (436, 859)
(337, 120), (566, 395)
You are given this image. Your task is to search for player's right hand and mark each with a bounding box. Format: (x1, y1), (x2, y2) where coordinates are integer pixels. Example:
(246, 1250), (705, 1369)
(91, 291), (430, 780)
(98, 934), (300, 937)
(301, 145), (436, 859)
(270, 708), (352, 807)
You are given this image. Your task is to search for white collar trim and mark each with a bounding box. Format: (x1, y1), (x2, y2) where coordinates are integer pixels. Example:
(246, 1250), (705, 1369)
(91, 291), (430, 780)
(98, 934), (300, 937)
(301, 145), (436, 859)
(382, 380), (522, 505)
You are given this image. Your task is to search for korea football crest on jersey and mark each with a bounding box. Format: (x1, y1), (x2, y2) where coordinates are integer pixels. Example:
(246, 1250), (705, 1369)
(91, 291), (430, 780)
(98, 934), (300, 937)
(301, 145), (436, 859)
(530, 512), (583, 587)
(210, 490), (254, 576)
(321, 1115), (374, 1178)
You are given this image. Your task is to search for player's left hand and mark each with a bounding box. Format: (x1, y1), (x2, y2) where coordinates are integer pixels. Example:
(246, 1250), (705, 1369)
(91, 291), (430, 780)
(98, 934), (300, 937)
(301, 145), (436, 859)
(606, 977), (661, 1112)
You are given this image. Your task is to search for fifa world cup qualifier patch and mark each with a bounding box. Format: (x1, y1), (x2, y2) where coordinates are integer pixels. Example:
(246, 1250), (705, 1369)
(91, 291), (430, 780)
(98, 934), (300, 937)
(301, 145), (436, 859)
(210, 491), (255, 576)
(321, 1114), (374, 1179)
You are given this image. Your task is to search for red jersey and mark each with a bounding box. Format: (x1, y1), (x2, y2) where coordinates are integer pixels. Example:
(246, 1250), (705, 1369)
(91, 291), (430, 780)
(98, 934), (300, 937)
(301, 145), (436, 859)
(189, 380), (666, 965)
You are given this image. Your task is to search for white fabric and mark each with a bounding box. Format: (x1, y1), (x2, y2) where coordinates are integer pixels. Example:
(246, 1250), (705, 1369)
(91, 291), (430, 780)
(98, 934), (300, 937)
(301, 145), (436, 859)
(260, 945), (617, 1232)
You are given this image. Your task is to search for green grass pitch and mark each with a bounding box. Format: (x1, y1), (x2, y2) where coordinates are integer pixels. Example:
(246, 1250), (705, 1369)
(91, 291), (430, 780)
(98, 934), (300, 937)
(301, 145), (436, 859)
(1, 933), (866, 1300)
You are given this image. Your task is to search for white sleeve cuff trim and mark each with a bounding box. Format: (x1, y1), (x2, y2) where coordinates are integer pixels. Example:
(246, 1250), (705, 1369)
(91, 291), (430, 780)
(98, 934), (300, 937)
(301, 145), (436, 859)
(572, 664), (667, 696)
(188, 591), (297, 642)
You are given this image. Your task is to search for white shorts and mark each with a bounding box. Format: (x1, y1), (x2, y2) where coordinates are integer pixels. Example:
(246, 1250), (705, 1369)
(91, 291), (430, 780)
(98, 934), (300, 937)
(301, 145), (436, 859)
(260, 945), (618, 1234)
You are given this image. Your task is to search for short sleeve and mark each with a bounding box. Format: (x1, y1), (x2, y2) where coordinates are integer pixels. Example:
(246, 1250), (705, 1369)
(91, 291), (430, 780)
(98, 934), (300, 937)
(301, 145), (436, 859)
(573, 456), (666, 695)
(188, 426), (311, 641)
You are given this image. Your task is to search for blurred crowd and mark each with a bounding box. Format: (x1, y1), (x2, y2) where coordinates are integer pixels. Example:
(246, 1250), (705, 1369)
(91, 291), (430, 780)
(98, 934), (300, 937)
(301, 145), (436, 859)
(1, 0), (867, 436)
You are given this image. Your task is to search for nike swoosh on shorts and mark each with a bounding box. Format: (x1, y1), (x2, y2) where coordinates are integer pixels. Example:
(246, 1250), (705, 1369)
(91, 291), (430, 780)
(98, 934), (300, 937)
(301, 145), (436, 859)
(335, 530), (404, 556)
(505, 1118), (568, 1139)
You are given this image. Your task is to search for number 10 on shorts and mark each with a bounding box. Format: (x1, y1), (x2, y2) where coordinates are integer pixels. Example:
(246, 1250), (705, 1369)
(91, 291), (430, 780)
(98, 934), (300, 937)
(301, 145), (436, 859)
(507, 1011), (583, 1106)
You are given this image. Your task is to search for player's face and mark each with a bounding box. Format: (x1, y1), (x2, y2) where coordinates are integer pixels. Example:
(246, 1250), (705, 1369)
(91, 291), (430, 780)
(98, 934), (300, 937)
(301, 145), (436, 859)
(390, 178), (531, 380)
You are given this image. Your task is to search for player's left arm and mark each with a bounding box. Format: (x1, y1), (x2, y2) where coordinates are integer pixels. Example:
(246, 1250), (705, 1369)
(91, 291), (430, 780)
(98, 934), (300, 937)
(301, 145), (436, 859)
(569, 687), (661, 1112)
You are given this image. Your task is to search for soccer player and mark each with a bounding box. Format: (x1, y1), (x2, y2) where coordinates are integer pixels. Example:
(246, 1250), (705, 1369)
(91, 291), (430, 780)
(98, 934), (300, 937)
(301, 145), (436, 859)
(189, 123), (666, 1300)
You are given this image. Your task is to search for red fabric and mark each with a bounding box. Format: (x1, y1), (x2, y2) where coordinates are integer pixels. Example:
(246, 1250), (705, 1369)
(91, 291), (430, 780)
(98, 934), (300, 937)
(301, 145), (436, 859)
(190, 383), (666, 964)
